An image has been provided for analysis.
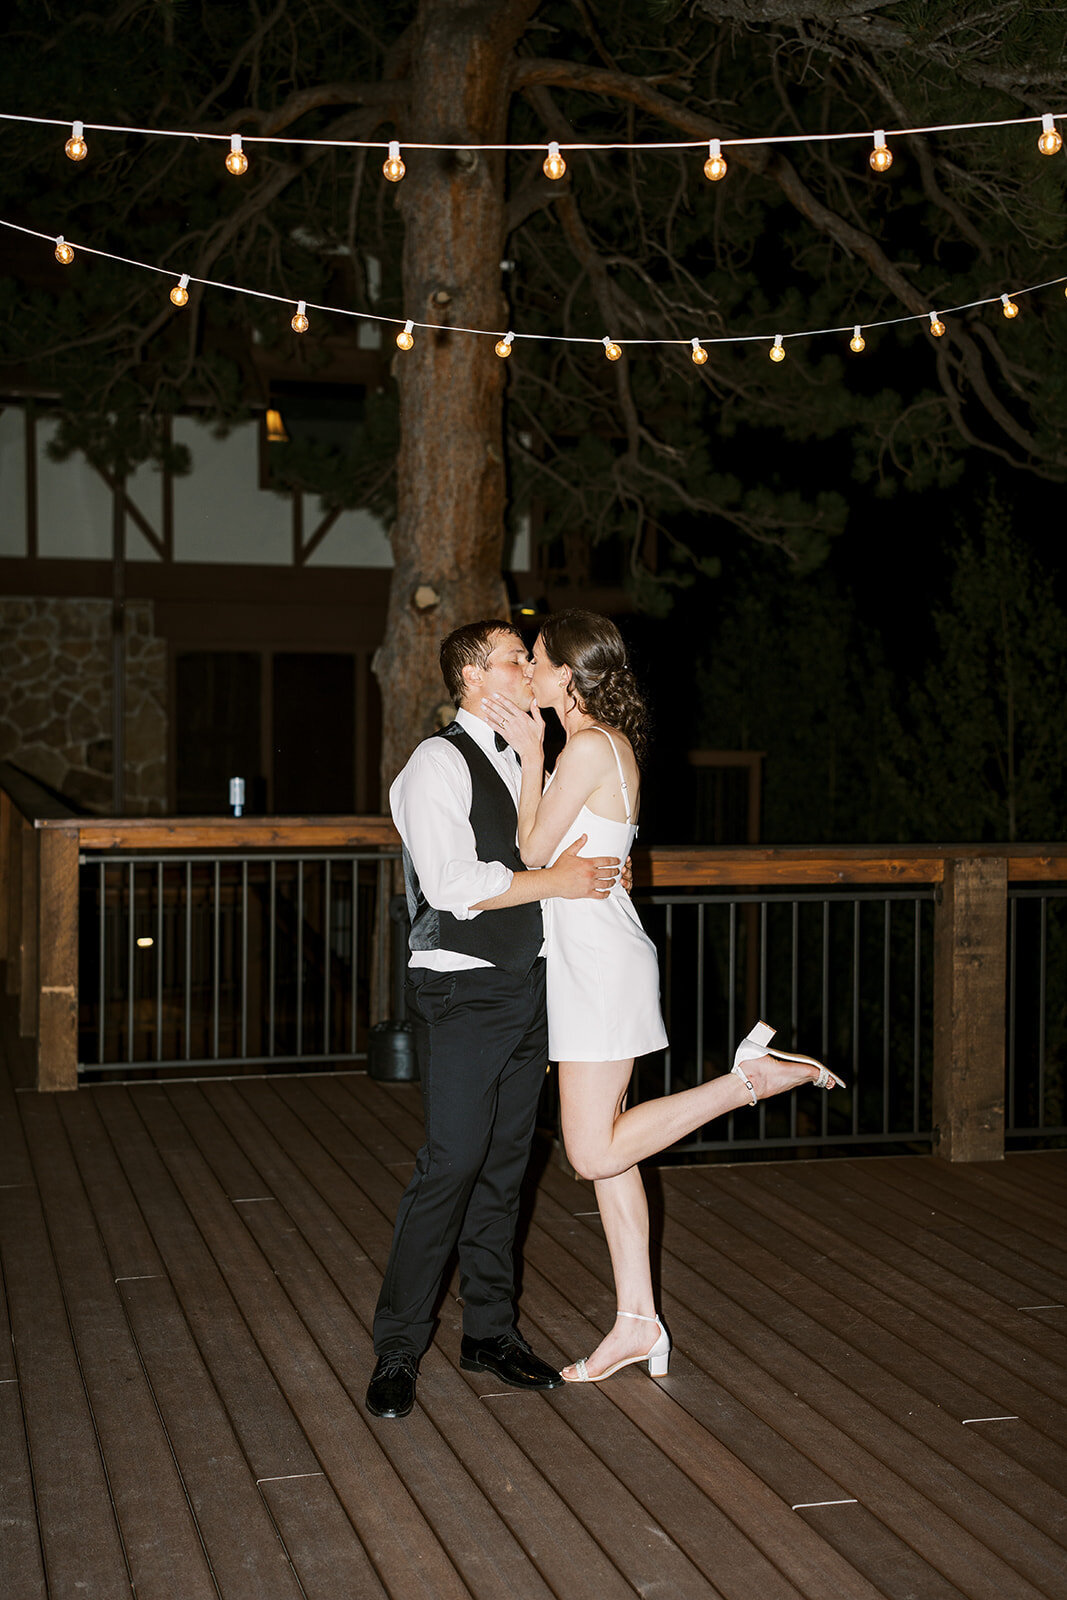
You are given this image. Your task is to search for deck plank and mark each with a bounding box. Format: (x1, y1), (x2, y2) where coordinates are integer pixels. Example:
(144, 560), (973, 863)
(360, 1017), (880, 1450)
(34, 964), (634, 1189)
(5, 1057), (1067, 1600)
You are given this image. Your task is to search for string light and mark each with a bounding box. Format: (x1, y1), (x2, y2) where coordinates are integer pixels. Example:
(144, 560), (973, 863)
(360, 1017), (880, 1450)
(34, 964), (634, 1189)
(396, 318), (414, 351)
(869, 129), (893, 172)
(1000, 293), (1019, 319)
(543, 141), (566, 180)
(291, 299), (309, 333)
(64, 120), (87, 162)
(8, 217), (1066, 365)
(603, 336), (622, 361)
(169, 273), (189, 307)
(495, 331), (514, 358)
(769, 333), (785, 362)
(1038, 114), (1063, 156)
(225, 134), (248, 176)
(690, 337), (708, 365)
(849, 325), (865, 352)
(703, 139), (727, 181)
(383, 140), (405, 182)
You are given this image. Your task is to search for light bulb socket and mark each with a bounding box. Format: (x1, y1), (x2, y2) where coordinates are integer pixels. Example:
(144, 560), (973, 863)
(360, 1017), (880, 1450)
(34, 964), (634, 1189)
(72, 119), (83, 140)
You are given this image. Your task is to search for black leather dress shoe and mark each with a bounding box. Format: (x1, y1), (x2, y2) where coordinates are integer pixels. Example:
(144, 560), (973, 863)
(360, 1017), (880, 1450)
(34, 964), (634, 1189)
(365, 1351), (419, 1417)
(460, 1330), (563, 1389)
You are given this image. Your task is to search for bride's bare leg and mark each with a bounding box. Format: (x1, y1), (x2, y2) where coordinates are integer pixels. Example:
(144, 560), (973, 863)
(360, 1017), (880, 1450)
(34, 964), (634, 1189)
(559, 1064), (662, 1379)
(559, 1052), (824, 1182)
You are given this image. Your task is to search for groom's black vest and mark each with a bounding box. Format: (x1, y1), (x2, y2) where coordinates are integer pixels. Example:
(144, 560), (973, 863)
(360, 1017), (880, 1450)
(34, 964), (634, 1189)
(403, 721), (543, 978)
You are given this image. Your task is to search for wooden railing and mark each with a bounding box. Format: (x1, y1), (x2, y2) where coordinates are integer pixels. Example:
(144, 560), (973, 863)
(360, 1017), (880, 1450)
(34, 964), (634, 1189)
(2, 764), (1065, 1161)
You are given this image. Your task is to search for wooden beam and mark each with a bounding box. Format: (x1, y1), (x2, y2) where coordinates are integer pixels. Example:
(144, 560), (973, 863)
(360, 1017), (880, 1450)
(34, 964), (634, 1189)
(0, 789), (10, 965)
(18, 822), (38, 1040)
(37, 830), (79, 1091)
(933, 856), (1007, 1162)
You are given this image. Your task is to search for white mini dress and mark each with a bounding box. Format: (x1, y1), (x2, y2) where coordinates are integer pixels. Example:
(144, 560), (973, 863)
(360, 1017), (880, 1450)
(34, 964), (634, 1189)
(542, 728), (669, 1063)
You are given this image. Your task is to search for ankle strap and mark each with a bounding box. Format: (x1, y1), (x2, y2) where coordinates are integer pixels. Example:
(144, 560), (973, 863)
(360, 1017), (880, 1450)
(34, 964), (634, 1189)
(617, 1311), (659, 1324)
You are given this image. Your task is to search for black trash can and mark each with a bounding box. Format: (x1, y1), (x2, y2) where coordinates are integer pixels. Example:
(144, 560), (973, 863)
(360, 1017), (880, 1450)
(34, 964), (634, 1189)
(367, 895), (418, 1082)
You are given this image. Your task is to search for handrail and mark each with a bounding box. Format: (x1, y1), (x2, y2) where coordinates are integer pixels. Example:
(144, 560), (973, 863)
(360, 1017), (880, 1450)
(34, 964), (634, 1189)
(0, 761), (81, 824)
(3, 764), (1066, 1145)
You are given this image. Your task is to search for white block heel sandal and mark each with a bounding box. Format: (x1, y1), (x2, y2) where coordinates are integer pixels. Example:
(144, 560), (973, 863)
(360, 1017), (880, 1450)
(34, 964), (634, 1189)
(566, 1312), (671, 1382)
(731, 1020), (846, 1105)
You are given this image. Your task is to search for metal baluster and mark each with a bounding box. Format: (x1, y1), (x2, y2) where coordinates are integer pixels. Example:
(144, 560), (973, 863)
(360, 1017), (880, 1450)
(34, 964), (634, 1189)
(296, 858), (304, 1058)
(268, 859), (276, 1058)
(356, 857), (364, 1056)
(789, 900), (798, 1140)
(127, 862), (135, 1063)
(184, 861), (192, 1060)
(695, 903), (705, 1086)
(758, 903), (767, 1142)
(662, 903), (673, 1098)
(913, 900), (922, 1135)
(377, 858), (389, 1029)
(156, 860), (163, 1061)
(1038, 897), (1047, 1127)
(241, 861), (248, 1062)
(821, 899), (830, 1137)
(852, 900), (860, 1136)
(98, 860), (106, 1064)
(213, 859), (220, 1060)
(324, 858), (332, 1058)
(727, 901), (737, 1142)
(883, 900), (891, 1135)
(1007, 896), (1017, 1132)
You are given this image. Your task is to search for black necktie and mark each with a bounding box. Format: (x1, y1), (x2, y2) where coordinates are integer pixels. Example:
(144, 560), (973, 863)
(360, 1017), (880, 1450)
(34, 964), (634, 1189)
(494, 732), (509, 753)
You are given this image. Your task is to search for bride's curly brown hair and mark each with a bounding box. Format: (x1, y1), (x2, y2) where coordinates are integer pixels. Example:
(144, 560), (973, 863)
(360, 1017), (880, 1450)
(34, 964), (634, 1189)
(538, 609), (650, 767)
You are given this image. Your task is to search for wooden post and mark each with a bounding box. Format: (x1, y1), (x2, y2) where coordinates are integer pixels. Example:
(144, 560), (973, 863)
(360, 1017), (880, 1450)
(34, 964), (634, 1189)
(37, 829), (80, 1091)
(933, 856), (1007, 1161)
(4, 797), (21, 995)
(18, 821), (38, 1039)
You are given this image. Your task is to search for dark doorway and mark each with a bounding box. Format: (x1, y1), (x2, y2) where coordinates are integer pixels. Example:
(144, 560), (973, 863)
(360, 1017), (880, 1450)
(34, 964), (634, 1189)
(174, 652), (262, 814)
(272, 653), (355, 814)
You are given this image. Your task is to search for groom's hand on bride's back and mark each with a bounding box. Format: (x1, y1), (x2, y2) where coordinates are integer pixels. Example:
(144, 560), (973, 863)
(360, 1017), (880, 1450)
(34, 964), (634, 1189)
(549, 836), (619, 899)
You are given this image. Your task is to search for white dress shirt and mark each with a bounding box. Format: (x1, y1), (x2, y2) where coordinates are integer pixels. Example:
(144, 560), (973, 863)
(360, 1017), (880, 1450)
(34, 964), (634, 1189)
(390, 707), (541, 971)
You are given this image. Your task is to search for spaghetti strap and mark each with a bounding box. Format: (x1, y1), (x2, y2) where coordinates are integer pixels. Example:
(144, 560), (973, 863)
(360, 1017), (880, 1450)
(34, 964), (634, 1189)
(592, 727), (632, 824)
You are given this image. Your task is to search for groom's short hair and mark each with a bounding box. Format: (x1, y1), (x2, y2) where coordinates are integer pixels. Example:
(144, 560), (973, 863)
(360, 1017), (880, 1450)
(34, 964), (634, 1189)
(440, 619), (520, 707)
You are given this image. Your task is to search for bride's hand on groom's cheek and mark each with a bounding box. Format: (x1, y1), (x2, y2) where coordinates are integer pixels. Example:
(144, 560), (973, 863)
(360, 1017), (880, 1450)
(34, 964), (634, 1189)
(483, 693), (544, 759)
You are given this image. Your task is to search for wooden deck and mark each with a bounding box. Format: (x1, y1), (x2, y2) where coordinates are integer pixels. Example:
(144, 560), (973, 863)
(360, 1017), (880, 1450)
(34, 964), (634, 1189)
(2, 1055), (1065, 1600)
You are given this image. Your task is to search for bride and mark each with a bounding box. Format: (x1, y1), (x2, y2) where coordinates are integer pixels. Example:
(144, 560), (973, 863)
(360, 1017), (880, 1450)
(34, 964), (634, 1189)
(485, 609), (843, 1384)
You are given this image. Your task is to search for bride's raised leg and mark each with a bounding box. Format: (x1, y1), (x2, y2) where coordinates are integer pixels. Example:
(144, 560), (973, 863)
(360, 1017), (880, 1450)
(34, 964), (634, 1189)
(559, 1049), (831, 1181)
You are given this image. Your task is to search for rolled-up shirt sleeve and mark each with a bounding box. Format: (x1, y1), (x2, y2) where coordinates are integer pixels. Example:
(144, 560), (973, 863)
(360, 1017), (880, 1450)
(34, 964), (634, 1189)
(390, 739), (513, 919)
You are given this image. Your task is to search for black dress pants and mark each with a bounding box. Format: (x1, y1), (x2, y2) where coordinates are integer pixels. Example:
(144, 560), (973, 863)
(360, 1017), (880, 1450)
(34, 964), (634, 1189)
(372, 959), (548, 1356)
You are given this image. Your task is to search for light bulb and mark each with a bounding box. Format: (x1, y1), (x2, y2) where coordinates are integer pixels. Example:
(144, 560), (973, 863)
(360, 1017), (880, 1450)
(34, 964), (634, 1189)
(849, 325), (865, 353)
(928, 312), (945, 337)
(690, 337), (708, 365)
(543, 141), (566, 181)
(769, 334), (785, 362)
(291, 300), (309, 334)
(603, 336), (622, 361)
(170, 273), (190, 307)
(396, 319), (415, 351)
(1000, 293), (1019, 319)
(1038, 114), (1062, 156)
(869, 129), (893, 172)
(65, 120), (87, 161)
(495, 331), (514, 358)
(703, 138), (727, 182)
(225, 134), (248, 176)
(383, 139), (405, 182)
(54, 235), (74, 265)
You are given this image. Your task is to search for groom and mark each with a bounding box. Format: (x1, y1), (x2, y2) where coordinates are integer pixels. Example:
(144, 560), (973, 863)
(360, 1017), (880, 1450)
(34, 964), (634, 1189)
(365, 619), (620, 1419)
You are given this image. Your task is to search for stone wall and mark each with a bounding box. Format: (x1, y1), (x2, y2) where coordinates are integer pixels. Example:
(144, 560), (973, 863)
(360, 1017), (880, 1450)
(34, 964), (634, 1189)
(0, 597), (167, 813)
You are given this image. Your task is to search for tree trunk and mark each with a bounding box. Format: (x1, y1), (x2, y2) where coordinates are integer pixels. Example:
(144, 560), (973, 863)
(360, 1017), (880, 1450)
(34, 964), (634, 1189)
(373, 0), (539, 799)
